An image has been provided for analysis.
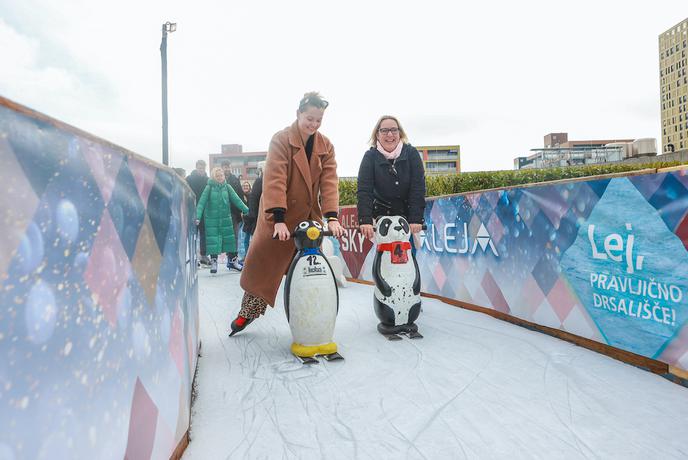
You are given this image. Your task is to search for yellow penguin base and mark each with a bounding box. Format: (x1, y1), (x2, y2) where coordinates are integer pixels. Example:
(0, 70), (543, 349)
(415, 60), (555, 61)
(291, 342), (337, 358)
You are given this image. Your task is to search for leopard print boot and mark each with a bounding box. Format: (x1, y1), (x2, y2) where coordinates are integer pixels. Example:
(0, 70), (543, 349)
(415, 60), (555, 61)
(229, 292), (268, 336)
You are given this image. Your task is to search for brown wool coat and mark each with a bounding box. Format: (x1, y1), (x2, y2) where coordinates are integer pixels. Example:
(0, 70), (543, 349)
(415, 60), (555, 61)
(240, 121), (339, 306)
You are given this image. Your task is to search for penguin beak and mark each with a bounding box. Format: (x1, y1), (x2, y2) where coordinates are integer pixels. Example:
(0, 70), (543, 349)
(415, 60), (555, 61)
(306, 227), (320, 240)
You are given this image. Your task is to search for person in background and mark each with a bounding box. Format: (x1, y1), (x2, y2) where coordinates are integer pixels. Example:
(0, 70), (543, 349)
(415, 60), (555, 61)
(239, 181), (253, 260)
(229, 92), (344, 336)
(241, 161), (265, 261)
(357, 115), (426, 246)
(222, 160), (247, 266)
(186, 160), (210, 266)
(195, 167), (249, 273)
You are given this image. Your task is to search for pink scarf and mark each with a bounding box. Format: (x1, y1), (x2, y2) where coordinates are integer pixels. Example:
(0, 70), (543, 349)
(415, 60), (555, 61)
(377, 140), (403, 160)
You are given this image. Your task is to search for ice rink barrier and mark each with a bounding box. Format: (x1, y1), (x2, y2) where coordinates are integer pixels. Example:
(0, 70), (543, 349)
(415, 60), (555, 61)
(338, 167), (688, 381)
(0, 96), (199, 459)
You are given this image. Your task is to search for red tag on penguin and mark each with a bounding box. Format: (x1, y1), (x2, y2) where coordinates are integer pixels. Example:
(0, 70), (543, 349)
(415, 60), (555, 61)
(378, 241), (411, 264)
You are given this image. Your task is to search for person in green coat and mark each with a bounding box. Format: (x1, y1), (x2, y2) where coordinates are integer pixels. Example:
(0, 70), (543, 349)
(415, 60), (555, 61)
(196, 167), (249, 273)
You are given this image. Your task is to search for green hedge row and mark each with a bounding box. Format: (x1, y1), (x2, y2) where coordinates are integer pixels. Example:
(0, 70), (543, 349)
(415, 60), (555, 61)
(338, 161), (686, 206)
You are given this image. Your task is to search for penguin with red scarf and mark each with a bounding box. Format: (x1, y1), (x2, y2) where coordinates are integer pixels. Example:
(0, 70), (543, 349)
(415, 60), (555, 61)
(372, 215), (422, 340)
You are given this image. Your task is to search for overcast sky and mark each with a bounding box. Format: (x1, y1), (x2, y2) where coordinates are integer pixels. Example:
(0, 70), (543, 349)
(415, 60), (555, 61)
(0, 1), (685, 176)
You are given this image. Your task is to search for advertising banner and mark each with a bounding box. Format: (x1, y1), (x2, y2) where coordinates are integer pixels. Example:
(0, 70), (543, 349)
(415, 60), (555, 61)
(0, 99), (199, 460)
(339, 171), (688, 372)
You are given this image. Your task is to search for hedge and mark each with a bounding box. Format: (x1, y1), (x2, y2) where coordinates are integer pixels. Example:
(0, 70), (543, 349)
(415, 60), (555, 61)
(338, 161), (687, 206)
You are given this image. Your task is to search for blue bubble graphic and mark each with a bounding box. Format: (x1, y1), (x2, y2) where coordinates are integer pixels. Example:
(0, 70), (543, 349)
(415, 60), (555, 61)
(17, 222), (44, 274)
(56, 199), (79, 243)
(73, 251), (89, 272)
(25, 280), (57, 344)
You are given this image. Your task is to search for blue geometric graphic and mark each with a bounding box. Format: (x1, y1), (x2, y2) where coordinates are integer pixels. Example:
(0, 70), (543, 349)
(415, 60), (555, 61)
(561, 178), (688, 358)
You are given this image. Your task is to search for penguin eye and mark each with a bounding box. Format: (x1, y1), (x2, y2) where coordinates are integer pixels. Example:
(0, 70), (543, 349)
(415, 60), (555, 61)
(299, 222), (309, 229)
(379, 218), (392, 237)
(400, 218), (409, 233)
(313, 221), (322, 229)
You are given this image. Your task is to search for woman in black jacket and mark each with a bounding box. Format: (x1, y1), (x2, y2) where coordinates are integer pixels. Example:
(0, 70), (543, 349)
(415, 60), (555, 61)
(357, 115), (426, 241)
(241, 163), (264, 260)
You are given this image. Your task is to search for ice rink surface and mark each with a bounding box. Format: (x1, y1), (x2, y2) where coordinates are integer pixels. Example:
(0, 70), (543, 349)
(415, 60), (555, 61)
(183, 270), (688, 460)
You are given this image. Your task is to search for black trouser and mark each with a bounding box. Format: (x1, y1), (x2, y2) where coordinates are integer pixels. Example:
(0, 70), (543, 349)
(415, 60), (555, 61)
(199, 220), (207, 256)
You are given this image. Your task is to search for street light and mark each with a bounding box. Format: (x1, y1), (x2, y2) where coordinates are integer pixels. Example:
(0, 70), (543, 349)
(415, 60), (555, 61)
(160, 21), (177, 166)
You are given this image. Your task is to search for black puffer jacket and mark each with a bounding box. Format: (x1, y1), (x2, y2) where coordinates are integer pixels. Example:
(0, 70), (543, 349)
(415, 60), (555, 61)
(356, 143), (426, 225)
(243, 175), (262, 235)
(185, 170), (208, 203)
(225, 171), (246, 223)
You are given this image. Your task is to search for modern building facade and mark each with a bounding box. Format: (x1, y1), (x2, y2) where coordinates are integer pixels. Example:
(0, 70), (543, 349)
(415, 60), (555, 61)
(415, 144), (461, 175)
(208, 144), (266, 182)
(514, 133), (656, 170)
(659, 18), (688, 154)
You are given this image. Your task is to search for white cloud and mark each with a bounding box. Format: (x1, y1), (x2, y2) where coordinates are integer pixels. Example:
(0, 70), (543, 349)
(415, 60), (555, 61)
(0, 18), (82, 113)
(0, 1), (684, 174)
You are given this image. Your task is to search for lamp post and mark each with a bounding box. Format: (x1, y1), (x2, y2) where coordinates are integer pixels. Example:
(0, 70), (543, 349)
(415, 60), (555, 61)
(160, 21), (177, 166)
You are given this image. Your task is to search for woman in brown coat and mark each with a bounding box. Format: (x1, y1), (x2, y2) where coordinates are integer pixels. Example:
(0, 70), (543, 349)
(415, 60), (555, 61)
(230, 92), (344, 335)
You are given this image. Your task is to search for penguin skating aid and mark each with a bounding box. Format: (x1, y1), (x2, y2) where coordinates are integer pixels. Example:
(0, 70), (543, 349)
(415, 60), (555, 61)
(284, 221), (343, 363)
(372, 216), (423, 339)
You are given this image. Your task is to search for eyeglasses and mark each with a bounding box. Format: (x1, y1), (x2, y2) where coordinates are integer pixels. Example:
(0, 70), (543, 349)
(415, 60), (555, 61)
(388, 163), (398, 177)
(378, 127), (400, 135)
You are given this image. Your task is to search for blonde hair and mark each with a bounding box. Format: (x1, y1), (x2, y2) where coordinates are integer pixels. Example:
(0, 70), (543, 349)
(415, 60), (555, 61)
(210, 167), (225, 181)
(369, 115), (409, 147)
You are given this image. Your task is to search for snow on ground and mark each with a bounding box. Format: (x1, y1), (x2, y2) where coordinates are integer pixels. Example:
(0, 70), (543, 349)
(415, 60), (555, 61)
(183, 268), (688, 460)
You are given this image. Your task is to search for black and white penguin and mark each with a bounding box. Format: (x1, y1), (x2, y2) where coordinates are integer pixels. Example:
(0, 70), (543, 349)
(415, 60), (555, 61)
(372, 216), (422, 339)
(284, 220), (342, 360)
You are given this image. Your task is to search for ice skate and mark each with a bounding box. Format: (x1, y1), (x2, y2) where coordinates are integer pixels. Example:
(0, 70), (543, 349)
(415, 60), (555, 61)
(229, 315), (254, 336)
(227, 256), (243, 272)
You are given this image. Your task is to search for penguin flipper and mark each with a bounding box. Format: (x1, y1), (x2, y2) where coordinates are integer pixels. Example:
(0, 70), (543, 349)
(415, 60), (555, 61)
(412, 254), (421, 295)
(373, 252), (392, 297)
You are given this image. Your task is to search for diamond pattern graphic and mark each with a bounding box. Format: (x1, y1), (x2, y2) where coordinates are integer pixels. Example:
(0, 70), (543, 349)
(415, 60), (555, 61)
(170, 306), (185, 377)
(517, 193), (540, 230)
(630, 172), (668, 200)
(465, 192), (481, 209)
(676, 213), (688, 251)
(81, 140), (123, 206)
(531, 254), (559, 295)
(527, 186), (569, 229)
(486, 212), (505, 245)
(147, 170), (174, 254)
(433, 263), (447, 291)
(109, 159), (146, 260)
(124, 378), (159, 460)
(1, 100), (199, 460)
(0, 136), (39, 279)
(648, 173), (688, 230)
(132, 214), (162, 307)
(561, 303), (599, 340)
(481, 270), (509, 313)
(533, 297), (562, 330)
(340, 165), (688, 375)
(517, 274), (546, 319)
(1, 109), (69, 197)
(128, 156), (158, 206)
(546, 277), (576, 322)
(84, 209), (131, 326)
